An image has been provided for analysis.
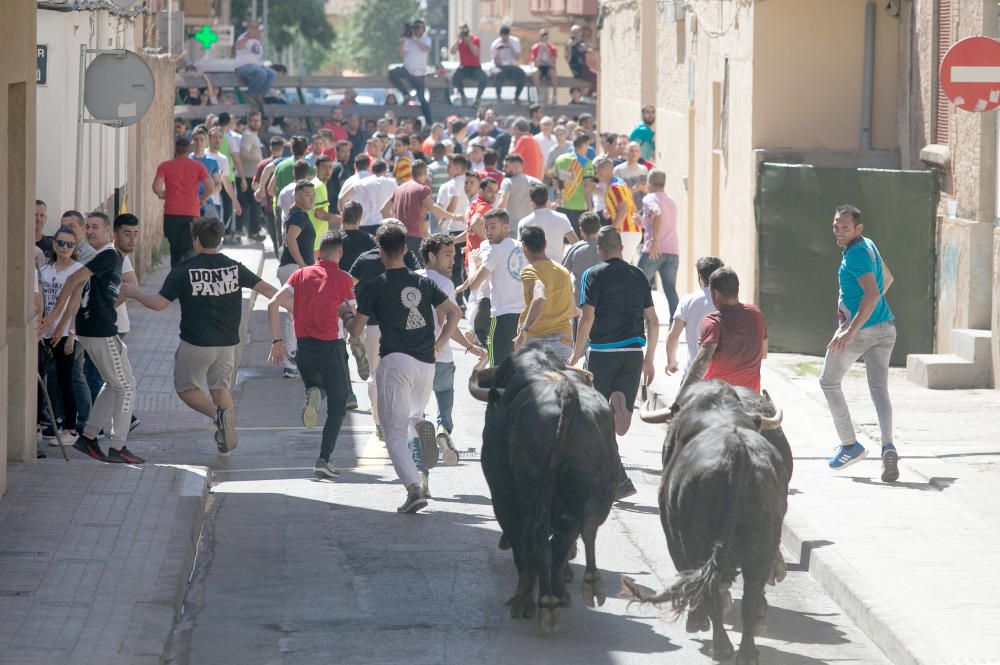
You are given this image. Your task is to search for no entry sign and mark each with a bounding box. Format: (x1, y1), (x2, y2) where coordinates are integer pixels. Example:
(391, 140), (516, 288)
(940, 36), (1000, 113)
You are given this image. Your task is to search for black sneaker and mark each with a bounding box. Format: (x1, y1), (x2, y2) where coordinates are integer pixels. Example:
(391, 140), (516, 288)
(215, 407), (238, 454)
(129, 415), (141, 433)
(72, 434), (106, 462)
(416, 420), (438, 470)
(397, 490), (428, 514)
(881, 445), (900, 483)
(106, 446), (145, 464)
(314, 458), (340, 479)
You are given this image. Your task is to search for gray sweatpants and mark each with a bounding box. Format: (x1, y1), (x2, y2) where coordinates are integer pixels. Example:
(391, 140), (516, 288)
(819, 321), (896, 446)
(78, 335), (135, 449)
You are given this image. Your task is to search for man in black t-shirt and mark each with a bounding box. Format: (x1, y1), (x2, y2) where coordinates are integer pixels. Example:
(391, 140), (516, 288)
(339, 201), (375, 273)
(349, 223), (462, 514)
(567, 226), (660, 500)
(38, 212), (142, 464)
(124, 218), (277, 454)
(275, 180), (317, 378)
(348, 221), (422, 439)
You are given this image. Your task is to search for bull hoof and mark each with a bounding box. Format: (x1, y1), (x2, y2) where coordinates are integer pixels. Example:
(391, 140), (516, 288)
(538, 597), (563, 633)
(685, 610), (711, 633)
(736, 647), (759, 665)
(581, 571), (606, 608)
(769, 554), (787, 586)
(507, 594), (536, 619)
(498, 534), (511, 550)
(711, 640), (735, 660)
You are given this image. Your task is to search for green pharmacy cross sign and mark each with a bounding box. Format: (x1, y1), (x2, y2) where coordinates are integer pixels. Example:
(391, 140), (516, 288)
(194, 25), (219, 50)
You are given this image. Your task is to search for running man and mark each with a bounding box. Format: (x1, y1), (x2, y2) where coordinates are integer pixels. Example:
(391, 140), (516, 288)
(822, 204), (898, 482)
(267, 231), (358, 479)
(348, 224), (463, 514)
(124, 218), (276, 454)
(665, 256), (723, 378)
(512, 225), (576, 362)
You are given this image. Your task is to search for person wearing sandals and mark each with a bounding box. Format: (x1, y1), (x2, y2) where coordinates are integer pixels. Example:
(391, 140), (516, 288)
(38, 226), (90, 441)
(348, 223), (463, 514)
(123, 218), (276, 454)
(416, 234), (488, 497)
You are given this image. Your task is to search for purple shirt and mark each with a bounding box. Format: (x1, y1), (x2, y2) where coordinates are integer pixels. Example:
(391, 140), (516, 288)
(641, 191), (679, 255)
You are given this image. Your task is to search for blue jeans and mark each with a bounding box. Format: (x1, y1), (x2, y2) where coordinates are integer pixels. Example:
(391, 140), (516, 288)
(236, 64), (277, 97)
(388, 66), (432, 125)
(433, 361), (455, 433)
(637, 252), (679, 321)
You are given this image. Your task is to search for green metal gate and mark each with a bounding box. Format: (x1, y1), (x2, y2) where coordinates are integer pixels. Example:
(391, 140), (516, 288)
(756, 163), (938, 365)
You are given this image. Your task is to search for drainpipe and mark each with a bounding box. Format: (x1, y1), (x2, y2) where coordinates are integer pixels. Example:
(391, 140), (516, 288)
(860, 2), (876, 150)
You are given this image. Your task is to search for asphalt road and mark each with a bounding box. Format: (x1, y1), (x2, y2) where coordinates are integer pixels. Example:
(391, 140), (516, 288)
(163, 319), (891, 665)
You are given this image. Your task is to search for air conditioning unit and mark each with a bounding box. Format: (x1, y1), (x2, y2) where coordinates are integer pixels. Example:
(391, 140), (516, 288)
(664, 0), (688, 23)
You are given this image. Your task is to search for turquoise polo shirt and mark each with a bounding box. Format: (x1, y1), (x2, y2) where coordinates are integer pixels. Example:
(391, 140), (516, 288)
(838, 236), (893, 329)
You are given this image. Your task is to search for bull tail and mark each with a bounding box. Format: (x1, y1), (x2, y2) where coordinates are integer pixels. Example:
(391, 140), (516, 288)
(623, 429), (750, 617)
(527, 377), (578, 540)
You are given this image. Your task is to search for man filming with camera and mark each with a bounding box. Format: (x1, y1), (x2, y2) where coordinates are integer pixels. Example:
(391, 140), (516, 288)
(450, 23), (487, 107)
(389, 19), (434, 126)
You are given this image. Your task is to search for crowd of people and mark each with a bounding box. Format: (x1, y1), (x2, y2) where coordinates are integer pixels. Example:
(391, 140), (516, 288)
(32, 71), (899, 515)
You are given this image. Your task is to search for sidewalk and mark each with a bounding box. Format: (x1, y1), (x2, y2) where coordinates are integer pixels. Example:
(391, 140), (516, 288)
(0, 245), (264, 665)
(647, 290), (1000, 665)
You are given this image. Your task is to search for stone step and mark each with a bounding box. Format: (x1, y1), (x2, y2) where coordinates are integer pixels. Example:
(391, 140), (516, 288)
(950, 328), (991, 364)
(906, 353), (992, 389)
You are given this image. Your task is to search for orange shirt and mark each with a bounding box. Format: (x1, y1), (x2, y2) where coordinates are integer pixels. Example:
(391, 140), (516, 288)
(512, 134), (544, 180)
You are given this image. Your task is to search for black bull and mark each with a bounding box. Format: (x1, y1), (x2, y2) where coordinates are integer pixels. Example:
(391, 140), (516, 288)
(623, 380), (790, 664)
(469, 346), (618, 633)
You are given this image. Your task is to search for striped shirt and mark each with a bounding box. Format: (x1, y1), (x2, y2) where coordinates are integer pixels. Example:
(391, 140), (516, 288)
(605, 177), (640, 233)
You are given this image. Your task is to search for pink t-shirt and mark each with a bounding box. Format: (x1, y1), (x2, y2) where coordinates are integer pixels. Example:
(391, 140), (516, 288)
(641, 191), (679, 255)
(391, 180), (432, 238)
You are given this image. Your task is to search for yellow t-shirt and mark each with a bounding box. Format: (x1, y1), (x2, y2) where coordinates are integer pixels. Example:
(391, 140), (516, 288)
(519, 259), (575, 339)
(309, 177), (329, 249)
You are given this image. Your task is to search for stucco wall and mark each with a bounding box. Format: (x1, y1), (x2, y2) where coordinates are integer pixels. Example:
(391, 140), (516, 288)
(596, 0), (644, 132)
(1, 0), (39, 493)
(936, 217), (993, 352)
(36, 9), (135, 226)
(753, 0), (899, 151)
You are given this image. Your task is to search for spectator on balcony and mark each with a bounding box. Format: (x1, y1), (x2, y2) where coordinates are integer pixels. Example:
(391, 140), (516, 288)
(566, 24), (597, 95)
(340, 88), (359, 105)
(388, 19), (433, 126)
(234, 21), (276, 108)
(451, 23), (487, 107)
(490, 25), (526, 104)
(530, 30), (559, 105)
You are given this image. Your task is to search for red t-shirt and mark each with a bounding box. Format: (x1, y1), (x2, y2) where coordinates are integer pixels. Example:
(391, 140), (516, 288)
(512, 134), (544, 179)
(321, 122), (348, 143)
(156, 157), (209, 217)
(286, 260), (355, 341)
(457, 35), (482, 68)
(700, 303), (768, 393)
(464, 196), (491, 265)
(478, 167), (504, 186)
(391, 180), (432, 237)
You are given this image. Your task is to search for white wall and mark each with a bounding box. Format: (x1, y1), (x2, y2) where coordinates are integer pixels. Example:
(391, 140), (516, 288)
(36, 9), (135, 232)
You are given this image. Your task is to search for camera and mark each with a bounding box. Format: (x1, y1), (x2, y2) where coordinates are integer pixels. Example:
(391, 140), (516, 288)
(403, 22), (414, 38)
(460, 27), (469, 38)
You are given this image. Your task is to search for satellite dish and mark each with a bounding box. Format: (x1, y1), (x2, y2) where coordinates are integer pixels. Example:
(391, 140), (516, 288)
(84, 50), (155, 127)
(110, 0), (141, 8)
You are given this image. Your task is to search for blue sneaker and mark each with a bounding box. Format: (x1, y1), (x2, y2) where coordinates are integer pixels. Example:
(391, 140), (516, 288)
(829, 442), (867, 470)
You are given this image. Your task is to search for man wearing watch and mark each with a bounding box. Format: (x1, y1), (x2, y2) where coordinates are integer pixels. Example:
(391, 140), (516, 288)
(267, 231), (358, 480)
(512, 225), (576, 362)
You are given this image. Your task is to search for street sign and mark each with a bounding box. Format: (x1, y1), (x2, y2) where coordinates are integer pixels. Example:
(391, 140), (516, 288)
(940, 36), (1000, 113)
(84, 51), (155, 127)
(36, 45), (47, 86)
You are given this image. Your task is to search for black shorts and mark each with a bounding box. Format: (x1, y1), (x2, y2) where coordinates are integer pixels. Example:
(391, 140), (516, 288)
(537, 64), (553, 78)
(488, 312), (520, 368)
(586, 349), (644, 412)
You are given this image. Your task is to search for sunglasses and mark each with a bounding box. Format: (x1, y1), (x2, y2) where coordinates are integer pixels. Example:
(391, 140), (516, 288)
(55, 239), (76, 248)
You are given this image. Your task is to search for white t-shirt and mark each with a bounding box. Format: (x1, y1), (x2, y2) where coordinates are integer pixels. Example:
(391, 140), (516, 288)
(278, 182), (297, 222)
(534, 133), (557, 164)
(500, 174), (542, 232)
(402, 35), (433, 76)
(436, 176), (469, 232)
(418, 268), (457, 363)
(674, 287), (718, 374)
(482, 237), (527, 317)
(338, 170), (372, 201)
(346, 176), (399, 228)
(116, 256), (134, 334)
(613, 162), (649, 189)
(207, 151), (229, 206)
(234, 34), (264, 67)
(490, 36), (521, 66)
(38, 261), (85, 339)
(518, 208), (574, 262)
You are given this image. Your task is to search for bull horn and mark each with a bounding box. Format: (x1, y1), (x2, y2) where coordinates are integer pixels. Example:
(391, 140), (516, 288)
(564, 366), (594, 384)
(468, 358), (492, 402)
(756, 409), (784, 431)
(638, 404), (676, 424)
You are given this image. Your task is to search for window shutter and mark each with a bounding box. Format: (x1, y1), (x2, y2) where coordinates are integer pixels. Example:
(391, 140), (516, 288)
(935, 0), (953, 145)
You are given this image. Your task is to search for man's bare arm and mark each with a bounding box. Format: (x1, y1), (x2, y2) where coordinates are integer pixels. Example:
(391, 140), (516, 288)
(676, 343), (717, 398)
